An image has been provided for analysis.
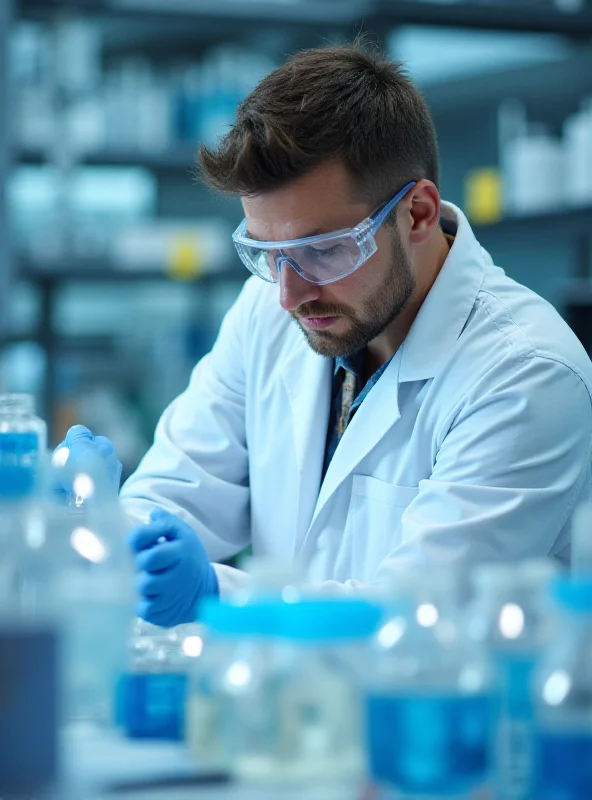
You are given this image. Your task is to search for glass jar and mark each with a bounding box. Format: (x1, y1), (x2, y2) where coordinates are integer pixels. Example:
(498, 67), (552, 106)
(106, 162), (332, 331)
(187, 596), (381, 796)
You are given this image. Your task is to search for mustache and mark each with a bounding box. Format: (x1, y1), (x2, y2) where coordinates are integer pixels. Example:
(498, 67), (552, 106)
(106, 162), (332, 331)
(293, 303), (353, 319)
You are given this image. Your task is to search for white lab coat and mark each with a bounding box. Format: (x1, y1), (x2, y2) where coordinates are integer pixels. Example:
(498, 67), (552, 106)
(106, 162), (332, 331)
(120, 203), (592, 595)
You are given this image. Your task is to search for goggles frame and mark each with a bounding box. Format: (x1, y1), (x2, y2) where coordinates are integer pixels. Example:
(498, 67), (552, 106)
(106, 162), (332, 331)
(232, 180), (417, 286)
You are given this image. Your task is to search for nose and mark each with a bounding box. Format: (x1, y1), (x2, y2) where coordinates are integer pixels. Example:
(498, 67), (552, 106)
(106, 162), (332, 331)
(278, 257), (320, 312)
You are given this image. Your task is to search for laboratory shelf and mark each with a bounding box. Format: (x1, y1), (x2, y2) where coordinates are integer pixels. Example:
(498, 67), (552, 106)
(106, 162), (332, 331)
(19, 262), (247, 286)
(473, 204), (592, 238)
(561, 278), (592, 305)
(19, 0), (592, 38)
(18, 147), (198, 172)
(371, 0), (592, 37)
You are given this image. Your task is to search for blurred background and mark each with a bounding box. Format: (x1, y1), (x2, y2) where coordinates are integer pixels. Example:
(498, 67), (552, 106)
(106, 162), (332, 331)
(1, 0), (591, 479)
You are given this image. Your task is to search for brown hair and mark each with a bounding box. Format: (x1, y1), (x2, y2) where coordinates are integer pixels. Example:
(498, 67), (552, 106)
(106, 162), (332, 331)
(198, 42), (439, 209)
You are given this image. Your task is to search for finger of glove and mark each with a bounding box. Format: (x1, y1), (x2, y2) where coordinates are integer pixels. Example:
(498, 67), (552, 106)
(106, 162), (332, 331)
(135, 570), (170, 599)
(149, 507), (176, 524)
(136, 599), (167, 627)
(66, 438), (103, 469)
(136, 598), (183, 629)
(93, 437), (123, 483)
(148, 510), (199, 553)
(135, 540), (183, 573)
(65, 425), (95, 446)
(93, 436), (117, 460)
(128, 518), (180, 553)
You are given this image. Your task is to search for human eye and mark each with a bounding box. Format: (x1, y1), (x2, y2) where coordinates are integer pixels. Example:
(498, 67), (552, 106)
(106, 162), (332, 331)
(303, 243), (343, 260)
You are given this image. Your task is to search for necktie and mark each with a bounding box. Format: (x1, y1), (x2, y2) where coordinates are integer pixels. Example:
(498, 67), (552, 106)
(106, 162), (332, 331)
(336, 370), (357, 436)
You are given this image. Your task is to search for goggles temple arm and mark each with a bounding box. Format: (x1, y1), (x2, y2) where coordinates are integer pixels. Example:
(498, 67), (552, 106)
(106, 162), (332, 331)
(369, 181), (417, 234)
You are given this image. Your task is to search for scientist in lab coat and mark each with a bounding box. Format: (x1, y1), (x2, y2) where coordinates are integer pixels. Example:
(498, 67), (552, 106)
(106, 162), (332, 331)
(61, 44), (592, 627)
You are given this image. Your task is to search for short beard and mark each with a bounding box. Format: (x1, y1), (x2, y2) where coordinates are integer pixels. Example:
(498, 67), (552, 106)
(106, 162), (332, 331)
(292, 237), (416, 359)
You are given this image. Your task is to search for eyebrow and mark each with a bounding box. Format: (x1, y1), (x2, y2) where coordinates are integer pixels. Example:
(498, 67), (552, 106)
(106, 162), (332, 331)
(245, 227), (327, 242)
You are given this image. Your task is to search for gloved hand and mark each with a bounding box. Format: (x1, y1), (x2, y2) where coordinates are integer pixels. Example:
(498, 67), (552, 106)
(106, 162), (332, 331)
(53, 425), (122, 498)
(129, 508), (219, 628)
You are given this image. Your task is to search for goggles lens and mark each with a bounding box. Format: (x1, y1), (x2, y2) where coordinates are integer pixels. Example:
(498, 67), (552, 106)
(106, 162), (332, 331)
(234, 233), (368, 285)
(232, 180), (416, 285)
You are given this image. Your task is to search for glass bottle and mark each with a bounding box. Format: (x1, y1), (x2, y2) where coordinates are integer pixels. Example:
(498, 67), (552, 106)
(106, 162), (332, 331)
(533, 575), (592, 799)
(118, 618), (197, 741)
(364, 570), (494, 799)
(468, 560), (557, 800)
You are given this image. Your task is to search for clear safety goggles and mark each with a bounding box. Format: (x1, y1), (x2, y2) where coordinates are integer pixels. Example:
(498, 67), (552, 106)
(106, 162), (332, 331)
(232, 180), (416, 286)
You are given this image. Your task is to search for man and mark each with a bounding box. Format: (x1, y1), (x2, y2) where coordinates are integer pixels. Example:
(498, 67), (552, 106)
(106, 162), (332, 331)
(60, 44), (592, 628)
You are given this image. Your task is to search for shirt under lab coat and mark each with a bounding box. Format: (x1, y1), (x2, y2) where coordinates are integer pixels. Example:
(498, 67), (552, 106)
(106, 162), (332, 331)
(120, 202), (592, 595)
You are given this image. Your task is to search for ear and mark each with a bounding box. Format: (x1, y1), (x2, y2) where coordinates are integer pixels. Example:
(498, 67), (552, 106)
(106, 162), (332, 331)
(401, 180), (441, 246)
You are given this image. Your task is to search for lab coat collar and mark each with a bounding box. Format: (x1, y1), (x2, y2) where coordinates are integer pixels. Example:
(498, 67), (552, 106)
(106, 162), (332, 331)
(281, 333), (334, 552)
(398, 202), (486, 383)
(310, 347), (403, 529)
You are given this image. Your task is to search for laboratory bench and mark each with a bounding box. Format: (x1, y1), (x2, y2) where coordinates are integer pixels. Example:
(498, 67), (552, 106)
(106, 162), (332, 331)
(57, 726), (359, 800)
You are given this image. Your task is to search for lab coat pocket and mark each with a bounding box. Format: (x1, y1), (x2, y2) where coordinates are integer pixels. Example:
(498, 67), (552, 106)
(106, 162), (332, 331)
(348, 475), (419, 581)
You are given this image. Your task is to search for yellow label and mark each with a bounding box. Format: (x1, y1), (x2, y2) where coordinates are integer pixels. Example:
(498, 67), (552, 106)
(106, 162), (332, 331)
(166, 234), (205, 281)
(465, 168), (503, 226)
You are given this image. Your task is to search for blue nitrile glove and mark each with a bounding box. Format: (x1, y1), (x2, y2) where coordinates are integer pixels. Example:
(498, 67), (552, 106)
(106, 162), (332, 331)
(128, 508), (219, 628)
(53, 425), (123, 499)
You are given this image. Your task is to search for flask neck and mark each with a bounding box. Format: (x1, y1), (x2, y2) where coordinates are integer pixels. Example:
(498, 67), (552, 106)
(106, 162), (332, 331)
(0, 394), (35, 417)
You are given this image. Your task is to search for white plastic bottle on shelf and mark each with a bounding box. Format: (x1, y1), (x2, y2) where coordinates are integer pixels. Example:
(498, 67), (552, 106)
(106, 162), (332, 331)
(563, 99), (592, 207)
(555, 0), (585, 12)
(503, 123), (565, 215)
(468, 560), (558, 800)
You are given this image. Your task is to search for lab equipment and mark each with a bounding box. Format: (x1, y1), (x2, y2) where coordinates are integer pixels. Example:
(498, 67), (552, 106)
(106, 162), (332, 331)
(186, 560), (301, 772)
(0, 400), (56, 794)
(232, 181), (416, 285)
(468, 560), (557, 800)
(0, 393), (46, 494)
(534, 575), (592, 798)
(37, 450), (133, 725)
(188, 596), (381, 795)
(365, 570), (494, 798)
(118, 619), (199, 741)
(0, 394), (46, 621)
(129, 508), (219, 627)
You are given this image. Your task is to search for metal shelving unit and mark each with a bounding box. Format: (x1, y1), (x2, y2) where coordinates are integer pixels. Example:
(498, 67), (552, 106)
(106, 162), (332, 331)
(475, 206), (592, 301)
(18, 146), (199, 172)
(0, 0), (13, 342)
(20, 0), (592, 37)
(17, 264), (246, 419)
(4, 0), (592, 429)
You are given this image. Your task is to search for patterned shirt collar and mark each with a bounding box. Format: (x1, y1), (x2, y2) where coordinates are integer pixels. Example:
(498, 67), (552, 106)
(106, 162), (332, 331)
(334, 349), (366, 379)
